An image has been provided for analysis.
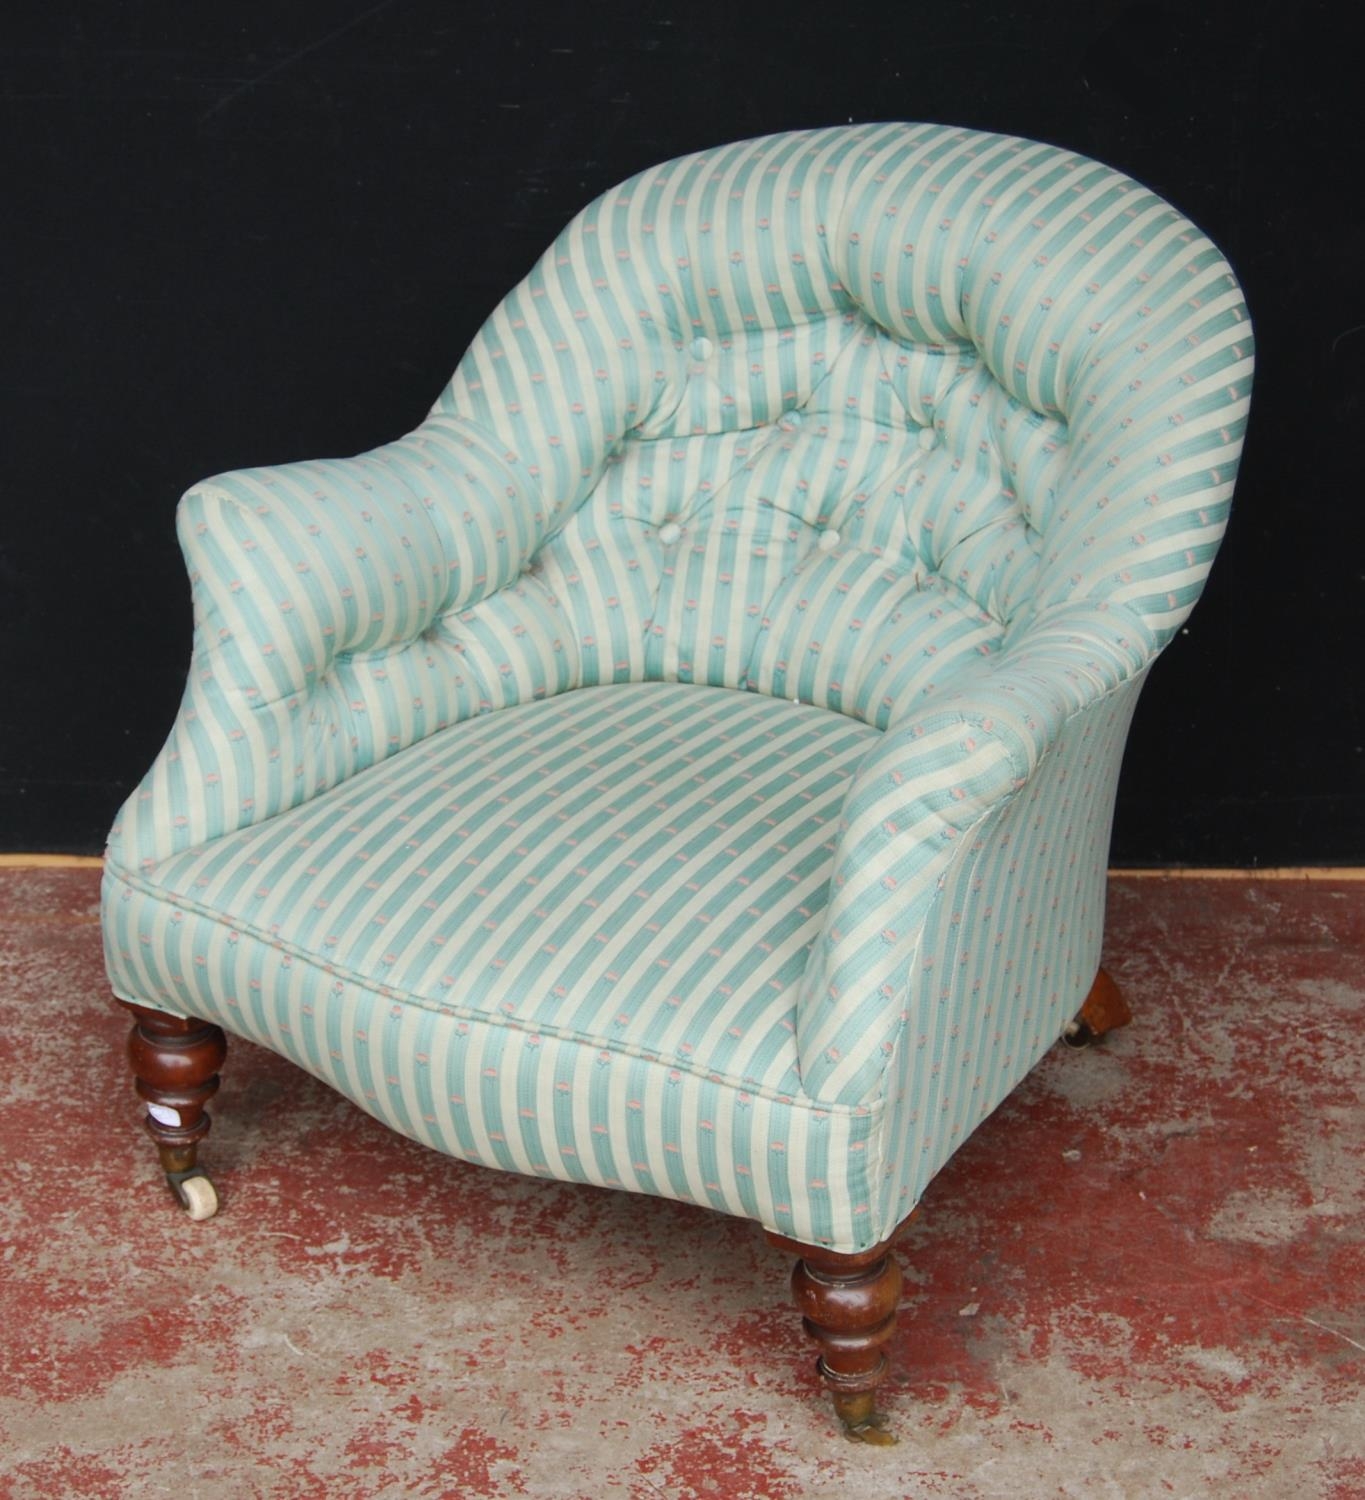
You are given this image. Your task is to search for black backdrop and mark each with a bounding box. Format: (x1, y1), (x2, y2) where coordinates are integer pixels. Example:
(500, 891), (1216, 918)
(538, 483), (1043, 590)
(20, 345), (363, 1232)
(4, 1), (1362, 861)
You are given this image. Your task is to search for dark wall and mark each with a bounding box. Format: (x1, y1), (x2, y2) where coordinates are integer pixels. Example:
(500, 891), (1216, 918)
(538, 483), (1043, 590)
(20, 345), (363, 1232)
(4, 1), (1362, 861)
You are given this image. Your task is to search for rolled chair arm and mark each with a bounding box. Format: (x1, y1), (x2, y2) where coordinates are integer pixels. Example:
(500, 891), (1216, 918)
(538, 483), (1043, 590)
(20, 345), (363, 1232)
(180, 416), (544, 705)
(107, 415), (545, 872)
(796, 599), (1155, 1103)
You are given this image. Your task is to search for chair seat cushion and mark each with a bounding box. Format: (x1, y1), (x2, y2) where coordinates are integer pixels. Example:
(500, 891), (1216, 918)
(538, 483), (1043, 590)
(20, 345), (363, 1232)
(105, 683), (889, 1246)
(146, 680), (878, 1087)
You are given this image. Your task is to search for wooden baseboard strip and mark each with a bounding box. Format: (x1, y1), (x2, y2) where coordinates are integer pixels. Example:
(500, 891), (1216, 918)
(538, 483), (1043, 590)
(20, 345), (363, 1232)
(0, 854), (105, 869)
(1108, 866), (1365, 881)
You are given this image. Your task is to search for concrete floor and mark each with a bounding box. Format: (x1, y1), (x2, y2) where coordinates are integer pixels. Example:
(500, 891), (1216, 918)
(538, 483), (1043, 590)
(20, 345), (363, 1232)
(0, 866), (1362, 1499)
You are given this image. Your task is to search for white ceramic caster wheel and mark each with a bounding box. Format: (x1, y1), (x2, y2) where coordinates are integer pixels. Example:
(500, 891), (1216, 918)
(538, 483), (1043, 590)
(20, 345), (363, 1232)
(174, 1173), (219, 1221)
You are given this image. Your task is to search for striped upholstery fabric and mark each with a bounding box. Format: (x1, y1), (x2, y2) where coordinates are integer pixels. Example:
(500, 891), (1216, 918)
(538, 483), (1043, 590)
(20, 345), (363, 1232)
(105, 685), (889, 1248)
(103, 124), (1252, 1252)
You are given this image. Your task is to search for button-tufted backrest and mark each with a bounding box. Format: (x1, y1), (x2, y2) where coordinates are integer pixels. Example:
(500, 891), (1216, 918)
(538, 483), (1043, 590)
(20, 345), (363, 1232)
(424, 122), (1249, 730)
(108, 124), (1250, 874)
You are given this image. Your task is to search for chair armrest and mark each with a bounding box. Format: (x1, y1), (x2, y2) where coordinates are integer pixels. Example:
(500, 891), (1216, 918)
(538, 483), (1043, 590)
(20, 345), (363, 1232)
(107, 416), (544, 871)
(795, 600), (1155, 1103)
(180, 416), (543, 705)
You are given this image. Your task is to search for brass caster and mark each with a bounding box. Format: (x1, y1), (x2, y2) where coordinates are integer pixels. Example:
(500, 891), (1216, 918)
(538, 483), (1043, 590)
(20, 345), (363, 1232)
(1063, 1017), (1101, 1049)
(167, 1169), (219, 1221)
(833, 1389), (897, 1446)
(843, 1413), (897, 1447)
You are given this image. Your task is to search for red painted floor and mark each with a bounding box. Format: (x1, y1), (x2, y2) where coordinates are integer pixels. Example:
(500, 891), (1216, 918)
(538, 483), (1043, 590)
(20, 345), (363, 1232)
(1, 868), (1362, 1498)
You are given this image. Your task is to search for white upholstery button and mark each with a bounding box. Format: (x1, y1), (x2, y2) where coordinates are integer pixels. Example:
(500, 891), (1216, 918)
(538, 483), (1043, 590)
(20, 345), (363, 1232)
(817, 528), (841, 552)
(690, 336), (714, 360)
(783, 409), (804, 427)
(657, 521), (682, 545)
(918, 426), (939, 451)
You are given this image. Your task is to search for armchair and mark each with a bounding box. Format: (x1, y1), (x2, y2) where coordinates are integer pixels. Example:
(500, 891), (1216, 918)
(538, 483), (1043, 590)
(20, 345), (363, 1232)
(103, 123), (1251, 1439)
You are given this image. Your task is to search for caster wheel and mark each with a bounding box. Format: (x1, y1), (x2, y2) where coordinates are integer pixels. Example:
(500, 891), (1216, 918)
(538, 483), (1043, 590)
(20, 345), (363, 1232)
(1063, 1017), (1099, 1048)
(170, 1172), (219, 1221)
(843, 1413), (897, 1447)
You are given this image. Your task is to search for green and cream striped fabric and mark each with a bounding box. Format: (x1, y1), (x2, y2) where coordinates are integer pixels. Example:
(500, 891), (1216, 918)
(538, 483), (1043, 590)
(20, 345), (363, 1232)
(103, 124), (1251, 1251)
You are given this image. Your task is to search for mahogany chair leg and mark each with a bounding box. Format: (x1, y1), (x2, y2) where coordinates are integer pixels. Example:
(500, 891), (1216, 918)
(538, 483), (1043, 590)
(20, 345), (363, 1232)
(766, 1229), (905, 1444)
(1064, 965), (1133, 1048)
(120, 1002), (227, 1220)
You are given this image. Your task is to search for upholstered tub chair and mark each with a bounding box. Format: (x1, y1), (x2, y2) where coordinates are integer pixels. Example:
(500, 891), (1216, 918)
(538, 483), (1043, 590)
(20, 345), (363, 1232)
(102, 123), (1251, 1439)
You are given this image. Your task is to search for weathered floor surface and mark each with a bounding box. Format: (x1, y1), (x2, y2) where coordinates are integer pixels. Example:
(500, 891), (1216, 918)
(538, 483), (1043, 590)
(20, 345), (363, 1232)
(1, 867), (1361, 1499)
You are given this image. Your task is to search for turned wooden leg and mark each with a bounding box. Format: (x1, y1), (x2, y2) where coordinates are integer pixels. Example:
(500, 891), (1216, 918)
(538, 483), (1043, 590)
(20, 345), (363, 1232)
(766, 1230), (904, 1444)
(1064, 965), (1132, 1048)
(121, 1002), (227, 1220)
